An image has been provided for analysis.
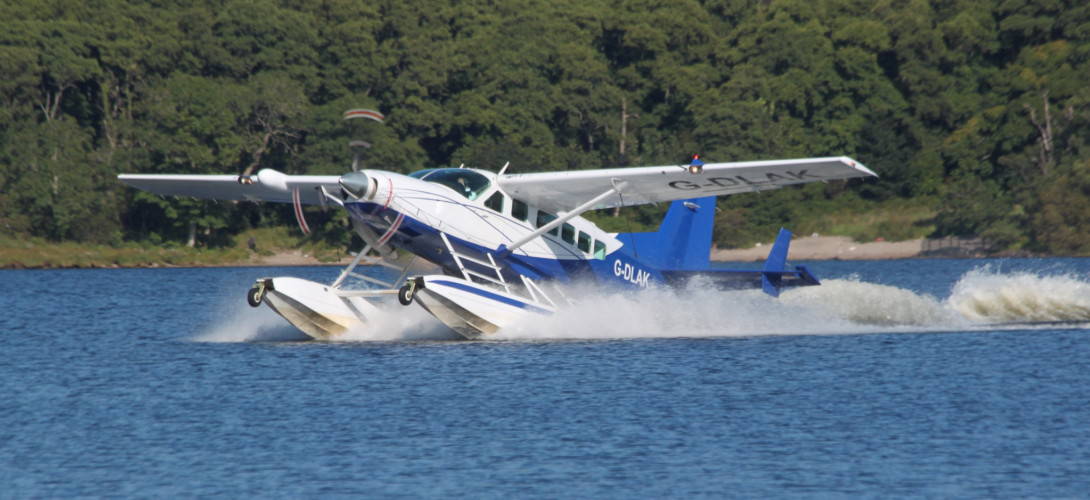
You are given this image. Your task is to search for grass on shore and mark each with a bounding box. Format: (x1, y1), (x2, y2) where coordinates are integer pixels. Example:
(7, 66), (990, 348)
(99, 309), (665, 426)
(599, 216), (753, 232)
(790, 198), (936, 243)
(0, 227), (348, 269)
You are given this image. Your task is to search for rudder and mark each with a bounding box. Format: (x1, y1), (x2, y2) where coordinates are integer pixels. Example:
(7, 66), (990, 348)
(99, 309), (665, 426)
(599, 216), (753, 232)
(761, 228), (793, 297)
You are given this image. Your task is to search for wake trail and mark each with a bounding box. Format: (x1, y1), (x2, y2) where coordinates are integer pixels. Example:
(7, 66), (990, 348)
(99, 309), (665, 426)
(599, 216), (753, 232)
(497, 268), (1090, 341)
(194, 266), (1090, 343)
(497, 280), (887, 341)
(782, 279), (957, 327)
(947, 268), (1090, 323)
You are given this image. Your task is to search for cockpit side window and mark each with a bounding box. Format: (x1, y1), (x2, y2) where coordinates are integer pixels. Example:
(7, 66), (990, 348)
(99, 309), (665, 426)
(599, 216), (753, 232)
(484, 191), (505, 213)
(413, 168), (491, 200)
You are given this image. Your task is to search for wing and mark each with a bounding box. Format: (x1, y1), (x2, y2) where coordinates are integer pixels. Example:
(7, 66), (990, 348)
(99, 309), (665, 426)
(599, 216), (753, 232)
(118, 169), (341, 204)
(498, 156), (876, 213)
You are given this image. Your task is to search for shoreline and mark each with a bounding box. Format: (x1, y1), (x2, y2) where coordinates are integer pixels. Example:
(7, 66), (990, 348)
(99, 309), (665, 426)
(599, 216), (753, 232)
(4, 236), (932, 270)
(4, 236), (1055, 270)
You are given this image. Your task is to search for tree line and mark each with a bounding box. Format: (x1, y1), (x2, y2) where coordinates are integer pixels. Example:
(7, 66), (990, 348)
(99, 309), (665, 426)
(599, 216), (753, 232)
(1, 0), (1088, 253)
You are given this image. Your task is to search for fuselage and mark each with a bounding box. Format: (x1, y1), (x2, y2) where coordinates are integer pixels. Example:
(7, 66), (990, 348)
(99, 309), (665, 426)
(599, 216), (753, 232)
(343, 167), (661, 290)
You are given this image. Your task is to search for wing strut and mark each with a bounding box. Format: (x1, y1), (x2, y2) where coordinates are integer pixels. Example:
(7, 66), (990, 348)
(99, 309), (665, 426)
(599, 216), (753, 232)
(500, 180), (628, 256)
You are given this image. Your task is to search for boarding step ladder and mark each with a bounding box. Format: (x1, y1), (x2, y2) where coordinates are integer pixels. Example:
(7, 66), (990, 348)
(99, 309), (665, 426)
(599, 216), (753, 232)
(438, 232), (563, 309)
(440, 232), (511, 294)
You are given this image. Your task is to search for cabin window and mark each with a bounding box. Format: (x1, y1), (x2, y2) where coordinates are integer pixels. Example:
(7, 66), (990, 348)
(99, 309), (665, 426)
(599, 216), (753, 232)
(561, 223), (575, 245)
(593, 240), (606, 260)
(537, 210), (558, 236)
(512, 199), (528, 221)
(484, 191), (505, 212)
(577, 231), (591, 253)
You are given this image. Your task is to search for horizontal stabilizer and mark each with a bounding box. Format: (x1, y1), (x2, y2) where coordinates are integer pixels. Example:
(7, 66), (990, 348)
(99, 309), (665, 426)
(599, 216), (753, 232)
(660, 266), (820, 293)
(660, 228), (819, 296)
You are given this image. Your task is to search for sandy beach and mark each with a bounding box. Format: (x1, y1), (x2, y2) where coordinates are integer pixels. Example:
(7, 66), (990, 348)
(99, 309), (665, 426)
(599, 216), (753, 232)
(712, 235), (923, 262)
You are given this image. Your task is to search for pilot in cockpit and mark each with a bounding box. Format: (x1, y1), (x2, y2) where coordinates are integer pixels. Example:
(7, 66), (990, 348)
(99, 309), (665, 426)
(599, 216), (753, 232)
(456, 176), (473, 198)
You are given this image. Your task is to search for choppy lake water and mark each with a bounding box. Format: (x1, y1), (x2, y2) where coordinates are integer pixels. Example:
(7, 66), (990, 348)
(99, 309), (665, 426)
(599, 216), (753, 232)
(3, 259), (1090, 497)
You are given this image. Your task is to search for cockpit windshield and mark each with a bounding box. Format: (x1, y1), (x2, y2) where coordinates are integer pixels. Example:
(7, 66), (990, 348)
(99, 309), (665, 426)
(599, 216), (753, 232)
(408, 168), (491, 201)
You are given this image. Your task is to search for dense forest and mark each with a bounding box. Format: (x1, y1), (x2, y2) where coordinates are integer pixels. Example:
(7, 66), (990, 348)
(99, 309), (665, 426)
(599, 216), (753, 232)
(1, 0), (1089, 253)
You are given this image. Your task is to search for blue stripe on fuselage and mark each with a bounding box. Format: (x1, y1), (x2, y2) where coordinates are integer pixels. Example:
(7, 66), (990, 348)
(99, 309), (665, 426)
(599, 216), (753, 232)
(344, 200), (662, 291)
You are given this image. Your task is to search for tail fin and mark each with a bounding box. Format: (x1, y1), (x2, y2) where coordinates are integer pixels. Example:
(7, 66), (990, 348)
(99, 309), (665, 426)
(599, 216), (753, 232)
(616, 196), (716, 270)
(761, 228), (793, 297)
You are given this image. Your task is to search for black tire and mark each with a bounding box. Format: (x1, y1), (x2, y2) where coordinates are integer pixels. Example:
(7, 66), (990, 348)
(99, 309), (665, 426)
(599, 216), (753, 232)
(246, 287), (263, 307)
(398, 284), (415, 305)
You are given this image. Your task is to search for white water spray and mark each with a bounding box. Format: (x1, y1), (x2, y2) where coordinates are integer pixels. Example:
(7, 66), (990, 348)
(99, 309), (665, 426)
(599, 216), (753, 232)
(336, 303), (460, 342)
(495, 280), (870, 341)
(195, 266), (1090, 342)
(781, 278), (958, 327)
(494, 268), (1090, 340)
(193, 299), (310, 342)
(946, 267), (1090, 323)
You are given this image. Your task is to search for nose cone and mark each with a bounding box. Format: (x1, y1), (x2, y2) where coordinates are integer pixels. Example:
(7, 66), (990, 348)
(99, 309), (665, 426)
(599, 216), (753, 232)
(339, 171), (370, 199)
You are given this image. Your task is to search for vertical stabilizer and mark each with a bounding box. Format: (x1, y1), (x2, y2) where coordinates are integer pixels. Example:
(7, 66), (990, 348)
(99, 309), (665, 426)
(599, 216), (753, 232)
(616, 196), (716, 270)
(761, 228), (793, 297)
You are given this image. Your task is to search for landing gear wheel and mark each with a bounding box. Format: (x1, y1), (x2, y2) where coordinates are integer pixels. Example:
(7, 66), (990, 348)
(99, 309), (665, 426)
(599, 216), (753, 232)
(398, 284), (415, 305)
(247, 287), (264, 307)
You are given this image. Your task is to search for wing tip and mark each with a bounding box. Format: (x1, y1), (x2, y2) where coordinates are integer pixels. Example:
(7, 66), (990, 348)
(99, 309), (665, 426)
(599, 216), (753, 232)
(839, 156), (878, 177)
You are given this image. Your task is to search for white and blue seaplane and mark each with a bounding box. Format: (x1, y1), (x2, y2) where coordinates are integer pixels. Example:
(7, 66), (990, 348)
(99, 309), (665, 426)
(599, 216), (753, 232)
(119, 154), (875, 339)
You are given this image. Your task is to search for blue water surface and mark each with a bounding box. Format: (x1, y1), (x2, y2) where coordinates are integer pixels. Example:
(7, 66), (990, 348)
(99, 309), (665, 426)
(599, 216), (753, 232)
(2, 259), (1090, 498)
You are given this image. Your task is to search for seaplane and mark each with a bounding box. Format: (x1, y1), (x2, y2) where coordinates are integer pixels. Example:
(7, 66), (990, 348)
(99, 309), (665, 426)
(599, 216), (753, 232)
(119, 120), (876, 339)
